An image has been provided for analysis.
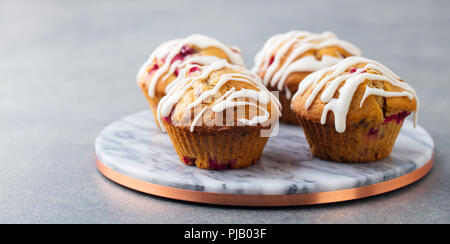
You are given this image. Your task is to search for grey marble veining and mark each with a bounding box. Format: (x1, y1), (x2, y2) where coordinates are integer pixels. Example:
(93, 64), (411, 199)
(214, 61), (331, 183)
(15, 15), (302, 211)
(95, 110), (434, 195)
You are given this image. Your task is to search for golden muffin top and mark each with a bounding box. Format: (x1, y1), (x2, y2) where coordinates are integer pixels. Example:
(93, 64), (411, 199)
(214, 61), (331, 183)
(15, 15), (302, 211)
(137, 34), (244, 100)
(291, 57), (418, 133)
(252, 31), (361, 98)
(157, 61), (281, 132)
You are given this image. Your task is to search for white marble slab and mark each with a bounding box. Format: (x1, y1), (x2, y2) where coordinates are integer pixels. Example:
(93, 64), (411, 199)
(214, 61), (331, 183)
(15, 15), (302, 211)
(95, 110), (434, 195)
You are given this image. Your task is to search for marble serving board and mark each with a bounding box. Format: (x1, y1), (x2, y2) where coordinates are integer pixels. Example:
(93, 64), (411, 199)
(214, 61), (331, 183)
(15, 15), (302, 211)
(95, 110), (433, 196)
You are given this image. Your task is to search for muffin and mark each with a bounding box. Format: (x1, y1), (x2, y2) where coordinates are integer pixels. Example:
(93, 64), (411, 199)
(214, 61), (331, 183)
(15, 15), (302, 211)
(157, 61), (281, 170)
(291, 57), (418, 163)
(137, 34), (244, 126)
(252, 31), (361, 124)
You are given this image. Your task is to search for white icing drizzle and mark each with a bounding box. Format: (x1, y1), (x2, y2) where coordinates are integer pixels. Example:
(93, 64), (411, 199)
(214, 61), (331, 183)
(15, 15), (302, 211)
(191, 107), (208, 132)
(157, 61), (281, 132)
(252, 31), (361, 99)
(137, 34), (245, 98)
(292, 57), (418, 133)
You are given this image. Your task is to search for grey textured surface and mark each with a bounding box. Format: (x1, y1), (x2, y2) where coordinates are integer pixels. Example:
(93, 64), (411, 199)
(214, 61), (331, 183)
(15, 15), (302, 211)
(0, 0), (449, 224)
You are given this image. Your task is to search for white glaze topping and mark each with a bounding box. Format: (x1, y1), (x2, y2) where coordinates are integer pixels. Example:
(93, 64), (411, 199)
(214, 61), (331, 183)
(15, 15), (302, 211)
(291, 57), (418, 133)
(252, 31), (361, 99)
(137, 34), (245, 98)
(157, 61), (281, 132)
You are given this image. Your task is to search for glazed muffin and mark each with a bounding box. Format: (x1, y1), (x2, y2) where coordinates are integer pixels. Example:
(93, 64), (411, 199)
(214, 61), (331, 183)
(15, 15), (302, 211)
(252, 31), (361, 124)
(291, 57), (418, 163)
(137, 34), (244, 126)
(157, 61), (281, 170)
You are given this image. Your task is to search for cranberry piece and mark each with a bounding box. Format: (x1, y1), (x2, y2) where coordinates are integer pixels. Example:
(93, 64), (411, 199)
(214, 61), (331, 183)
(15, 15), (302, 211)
(180, 45), (195, 57)
(349, 68), (357, 74)
(209, 159), (219, 170)
(171, 54), (183, 64)
(174, 68), (179, 77)
(208, 158), (237, 170)
(162, 107), (176, 124)
(227, 159), (237, 169)
(148, 63), (159, 74)
(162, 116), (171, 124)
(188, 66), (200, 74)
(268, 56), (275, 66)
(367, 127), (379, 139)
(384, 111), (411, 124)
(182, 156), (196, 166)
(171, 46), (196, 65)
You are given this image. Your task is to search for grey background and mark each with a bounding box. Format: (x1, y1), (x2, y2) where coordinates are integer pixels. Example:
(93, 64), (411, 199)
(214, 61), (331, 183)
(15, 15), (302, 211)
(0, 0), (449, 223)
